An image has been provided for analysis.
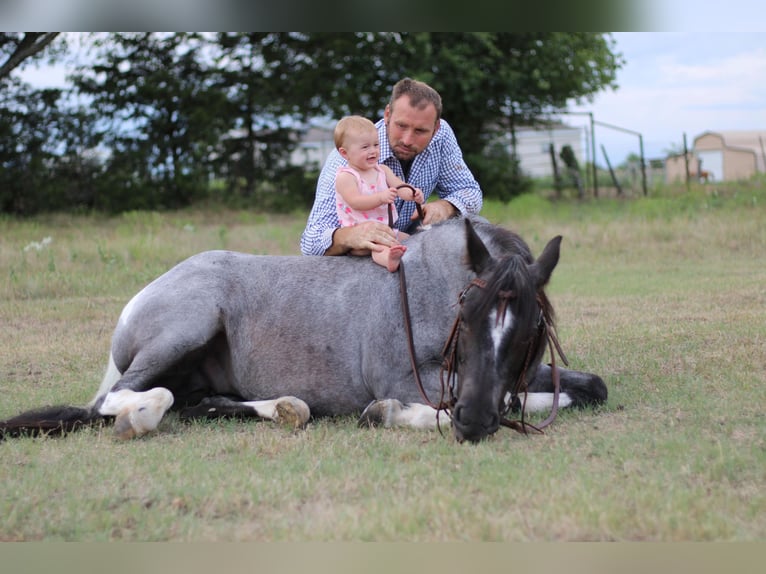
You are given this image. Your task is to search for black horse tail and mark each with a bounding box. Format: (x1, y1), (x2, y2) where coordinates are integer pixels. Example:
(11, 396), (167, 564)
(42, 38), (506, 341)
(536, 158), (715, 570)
(0, 404), (106, 440)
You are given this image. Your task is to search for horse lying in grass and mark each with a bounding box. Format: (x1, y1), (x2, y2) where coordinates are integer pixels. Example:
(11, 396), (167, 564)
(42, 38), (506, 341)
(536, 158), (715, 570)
(1, 217), (606, 443)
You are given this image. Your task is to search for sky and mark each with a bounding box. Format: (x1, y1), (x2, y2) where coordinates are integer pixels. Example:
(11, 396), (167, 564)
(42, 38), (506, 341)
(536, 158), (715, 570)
(15, 29), (766, 165)
(565, 31), (766, 163)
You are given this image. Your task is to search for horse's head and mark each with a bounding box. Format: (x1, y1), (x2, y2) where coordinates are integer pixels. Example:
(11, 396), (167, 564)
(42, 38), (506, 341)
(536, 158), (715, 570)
(448, 219), (561, 443)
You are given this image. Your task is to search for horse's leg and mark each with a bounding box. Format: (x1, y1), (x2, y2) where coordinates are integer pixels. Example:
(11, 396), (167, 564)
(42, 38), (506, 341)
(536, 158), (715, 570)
(99, 386), (174, 440)
(179, 395), (310, 429)
(524, 364), (608, 411)
(358, 399), (447, 430)
(96, 345), (193, 439)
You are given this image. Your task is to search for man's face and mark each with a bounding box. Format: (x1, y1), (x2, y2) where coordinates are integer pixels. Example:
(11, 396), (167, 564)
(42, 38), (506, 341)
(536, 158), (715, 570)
(384, 97), (439, 162)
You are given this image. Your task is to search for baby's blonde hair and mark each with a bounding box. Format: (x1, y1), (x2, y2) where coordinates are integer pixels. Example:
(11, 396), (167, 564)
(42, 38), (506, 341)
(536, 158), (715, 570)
(334, 115), (377, 150)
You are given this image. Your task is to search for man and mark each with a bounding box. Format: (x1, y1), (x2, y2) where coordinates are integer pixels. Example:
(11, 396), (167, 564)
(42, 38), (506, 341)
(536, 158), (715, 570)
(300, 78), (483, 257)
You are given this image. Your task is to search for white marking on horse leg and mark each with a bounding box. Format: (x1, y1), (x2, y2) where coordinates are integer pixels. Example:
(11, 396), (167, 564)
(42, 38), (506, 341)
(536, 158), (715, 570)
(519, 392), (572, 413)
(393, 403), (446, 430)
(88, 353), (122, 407)
(99, 388), (174, 439)
(242, 396), (310, 428)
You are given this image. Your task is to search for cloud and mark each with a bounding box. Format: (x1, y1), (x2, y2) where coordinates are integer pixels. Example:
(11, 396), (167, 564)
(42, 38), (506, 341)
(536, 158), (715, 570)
(569, 34), (766, 160)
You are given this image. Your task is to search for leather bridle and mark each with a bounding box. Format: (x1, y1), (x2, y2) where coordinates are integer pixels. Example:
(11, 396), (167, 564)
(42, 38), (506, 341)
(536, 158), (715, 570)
(388, 183), (567, 436)
(398, 257), (568, 437)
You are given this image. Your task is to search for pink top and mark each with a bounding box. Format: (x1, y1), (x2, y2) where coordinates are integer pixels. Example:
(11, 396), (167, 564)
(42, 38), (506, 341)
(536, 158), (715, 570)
(335, 165), (397, 227)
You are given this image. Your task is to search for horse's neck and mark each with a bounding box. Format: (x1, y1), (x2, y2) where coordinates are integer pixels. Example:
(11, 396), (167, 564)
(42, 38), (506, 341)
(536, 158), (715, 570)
(405, 228), (473, 308)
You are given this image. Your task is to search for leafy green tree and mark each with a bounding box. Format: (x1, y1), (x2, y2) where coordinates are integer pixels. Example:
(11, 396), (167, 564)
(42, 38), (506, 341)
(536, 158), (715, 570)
(73, 33), (228, 210)
(269, 33), (622, 202)
(0, 33), (61, 81)
(212, 33), (311, 201)
(399, 33), (622, 200)
(0, 82), (81, 214)
(1, 32), (623, 214)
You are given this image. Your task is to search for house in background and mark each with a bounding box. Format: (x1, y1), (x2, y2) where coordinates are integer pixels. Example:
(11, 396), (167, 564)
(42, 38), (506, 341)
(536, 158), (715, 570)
(666, 130), (766, 183)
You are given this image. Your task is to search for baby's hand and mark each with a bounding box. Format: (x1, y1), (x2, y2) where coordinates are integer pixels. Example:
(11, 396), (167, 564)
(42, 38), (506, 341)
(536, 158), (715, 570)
(379, 189), (397, 205)
(395, 185), (424, 204)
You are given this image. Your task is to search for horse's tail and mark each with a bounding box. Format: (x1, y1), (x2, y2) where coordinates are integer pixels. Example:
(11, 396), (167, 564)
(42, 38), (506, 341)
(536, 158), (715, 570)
(0, 404), (106, 440)
(1, 353), (119, 440)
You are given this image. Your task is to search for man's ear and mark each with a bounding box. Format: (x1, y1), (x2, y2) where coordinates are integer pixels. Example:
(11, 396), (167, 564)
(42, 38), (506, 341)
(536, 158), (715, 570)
(383, 104), (391, 123)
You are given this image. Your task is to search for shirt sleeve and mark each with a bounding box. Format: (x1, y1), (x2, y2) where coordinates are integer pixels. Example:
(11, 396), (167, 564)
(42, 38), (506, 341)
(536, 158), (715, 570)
(300, 149), (346, 256)
(433, 120), (483, 215)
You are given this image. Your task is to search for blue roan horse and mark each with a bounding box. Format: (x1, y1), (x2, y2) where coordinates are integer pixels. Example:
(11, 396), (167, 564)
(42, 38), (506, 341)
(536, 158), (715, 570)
(0, 217), (606, 443)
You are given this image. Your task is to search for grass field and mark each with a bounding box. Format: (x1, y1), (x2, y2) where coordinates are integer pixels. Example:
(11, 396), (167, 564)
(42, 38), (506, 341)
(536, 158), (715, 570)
(0, 185), (764, 541)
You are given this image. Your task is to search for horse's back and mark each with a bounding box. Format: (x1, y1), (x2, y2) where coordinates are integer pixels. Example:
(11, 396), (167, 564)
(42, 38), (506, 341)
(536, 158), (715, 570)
(110, 249), (403, 413)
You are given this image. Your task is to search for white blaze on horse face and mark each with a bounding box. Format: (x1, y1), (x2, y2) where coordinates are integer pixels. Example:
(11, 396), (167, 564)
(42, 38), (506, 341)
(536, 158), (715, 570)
(488, 308), (514, 359)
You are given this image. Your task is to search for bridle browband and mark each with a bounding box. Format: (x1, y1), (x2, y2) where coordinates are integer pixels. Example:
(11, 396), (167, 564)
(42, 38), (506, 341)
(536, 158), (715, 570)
(398, 258), (568, 437)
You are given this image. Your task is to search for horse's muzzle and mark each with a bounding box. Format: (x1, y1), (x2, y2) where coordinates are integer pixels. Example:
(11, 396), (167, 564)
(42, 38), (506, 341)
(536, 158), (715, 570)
(452, 403), (500, 443)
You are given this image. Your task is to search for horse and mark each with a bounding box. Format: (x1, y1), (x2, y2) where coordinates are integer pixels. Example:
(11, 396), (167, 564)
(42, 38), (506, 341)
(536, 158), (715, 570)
(0, 216), (607, 443)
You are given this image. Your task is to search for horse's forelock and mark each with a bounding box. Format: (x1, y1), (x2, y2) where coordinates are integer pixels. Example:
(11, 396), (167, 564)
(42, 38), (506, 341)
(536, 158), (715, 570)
(464, 254), (538, 331)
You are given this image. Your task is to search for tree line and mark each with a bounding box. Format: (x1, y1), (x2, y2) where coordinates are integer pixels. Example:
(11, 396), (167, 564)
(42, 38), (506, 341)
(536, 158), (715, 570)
(0, 33), (622, 215)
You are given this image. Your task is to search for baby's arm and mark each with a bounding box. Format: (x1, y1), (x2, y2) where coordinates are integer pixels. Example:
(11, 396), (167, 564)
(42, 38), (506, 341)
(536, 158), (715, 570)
(336, 171), (396, 210)
(381, 165), (424, 204)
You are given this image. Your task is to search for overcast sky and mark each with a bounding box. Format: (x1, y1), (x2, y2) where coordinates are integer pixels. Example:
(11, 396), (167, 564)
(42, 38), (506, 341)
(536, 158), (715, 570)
(566, 30), (766, 163)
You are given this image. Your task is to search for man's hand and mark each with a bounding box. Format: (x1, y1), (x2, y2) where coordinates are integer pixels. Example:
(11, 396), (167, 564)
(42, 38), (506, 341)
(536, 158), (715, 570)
(325, 222), (399, 256)
(412, 198), (457, 226)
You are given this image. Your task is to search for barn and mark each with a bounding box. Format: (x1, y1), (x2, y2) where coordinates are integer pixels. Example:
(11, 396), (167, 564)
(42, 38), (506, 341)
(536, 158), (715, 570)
(692, 131), (766, 182)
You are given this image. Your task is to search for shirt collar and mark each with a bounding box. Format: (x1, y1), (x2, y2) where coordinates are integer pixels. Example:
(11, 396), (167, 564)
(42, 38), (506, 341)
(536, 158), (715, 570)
(376, 118), (396, 163)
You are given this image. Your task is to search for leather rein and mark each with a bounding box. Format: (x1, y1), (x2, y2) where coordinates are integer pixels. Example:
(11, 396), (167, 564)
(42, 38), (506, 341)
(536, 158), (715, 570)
(395, 221), (568, 436)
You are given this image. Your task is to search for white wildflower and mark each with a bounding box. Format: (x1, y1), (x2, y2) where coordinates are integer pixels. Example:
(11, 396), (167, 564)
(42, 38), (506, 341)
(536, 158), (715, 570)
(23, 236), (53, 252)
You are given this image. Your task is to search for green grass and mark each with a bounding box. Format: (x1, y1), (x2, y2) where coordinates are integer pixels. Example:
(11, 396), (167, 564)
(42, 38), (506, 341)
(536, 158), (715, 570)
(1, 184), (764, 541)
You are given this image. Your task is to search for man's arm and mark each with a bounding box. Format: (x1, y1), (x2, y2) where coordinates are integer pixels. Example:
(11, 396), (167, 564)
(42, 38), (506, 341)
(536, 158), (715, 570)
(300, 150), (345, 256)
(433, 120), (483, 216)
(324, 223), (399, 256)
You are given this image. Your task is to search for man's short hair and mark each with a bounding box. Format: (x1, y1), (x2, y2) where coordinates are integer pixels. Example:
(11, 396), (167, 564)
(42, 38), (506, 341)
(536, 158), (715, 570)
(389, 78), (442, 121)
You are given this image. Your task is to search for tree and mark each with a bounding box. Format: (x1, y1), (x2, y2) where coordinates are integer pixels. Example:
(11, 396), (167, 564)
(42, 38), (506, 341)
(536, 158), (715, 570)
(266, 33), (623, 202)
(72, 33), (229, 209)
(1, 33), (624, 214)
(399, 33), (622, 200)
(212, 33), (313, 200)
(0, 33), (61, 81)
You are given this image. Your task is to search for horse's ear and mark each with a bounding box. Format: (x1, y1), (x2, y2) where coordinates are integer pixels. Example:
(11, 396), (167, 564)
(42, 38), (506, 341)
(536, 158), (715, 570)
(465, 219), (493, 274)
(531, 235), (562, 288)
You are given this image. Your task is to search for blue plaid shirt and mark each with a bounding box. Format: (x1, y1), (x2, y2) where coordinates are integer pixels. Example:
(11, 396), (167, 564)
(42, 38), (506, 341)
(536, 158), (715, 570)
(300, 118), (483, 255)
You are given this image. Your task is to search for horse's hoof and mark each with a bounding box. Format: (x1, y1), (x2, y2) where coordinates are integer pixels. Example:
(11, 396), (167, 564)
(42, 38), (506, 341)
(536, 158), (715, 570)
(274, 397), (310, 429)
(358, 399), (402, 428)
(110, 388), (174, 439)
(113, 409), (137, 440)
